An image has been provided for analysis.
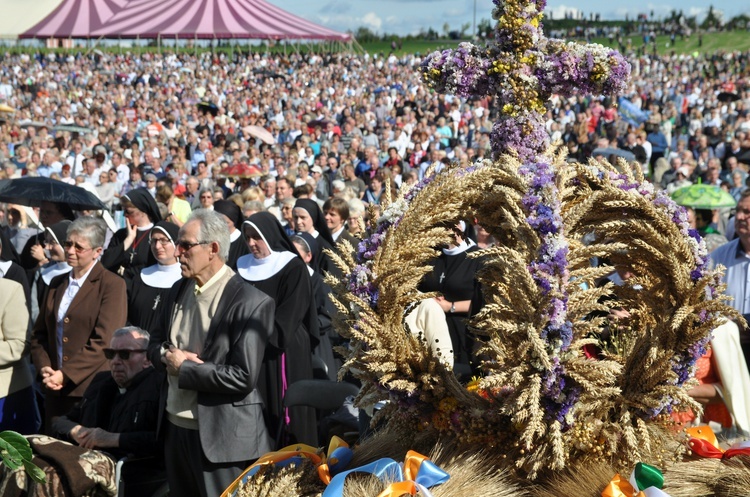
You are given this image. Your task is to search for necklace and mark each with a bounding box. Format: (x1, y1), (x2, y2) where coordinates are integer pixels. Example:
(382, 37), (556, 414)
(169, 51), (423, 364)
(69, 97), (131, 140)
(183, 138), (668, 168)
(129, 230), (149, 264)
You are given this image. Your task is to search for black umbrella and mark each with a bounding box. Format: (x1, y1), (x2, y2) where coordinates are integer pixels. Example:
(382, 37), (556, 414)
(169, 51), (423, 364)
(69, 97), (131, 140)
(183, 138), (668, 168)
(307, 118), (331, 128)
(591, 147), (636, 162)
(718, 91), (740, 103)
(197, 101), (219, 116)
(735, 149), (750, 165)
(0, 177), (106, 211)
(253, 69), (287, 80)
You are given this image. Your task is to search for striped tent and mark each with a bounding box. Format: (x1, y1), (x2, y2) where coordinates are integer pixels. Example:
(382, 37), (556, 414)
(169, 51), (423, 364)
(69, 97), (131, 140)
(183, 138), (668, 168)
(21, 0), (351, 41)
(19, 0), (128, 38)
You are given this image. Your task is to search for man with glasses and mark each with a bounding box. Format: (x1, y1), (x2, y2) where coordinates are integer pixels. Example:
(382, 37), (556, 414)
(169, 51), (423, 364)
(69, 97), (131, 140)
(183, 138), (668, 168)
(148, 210), (275, 497)
(52, 326), (162, 460)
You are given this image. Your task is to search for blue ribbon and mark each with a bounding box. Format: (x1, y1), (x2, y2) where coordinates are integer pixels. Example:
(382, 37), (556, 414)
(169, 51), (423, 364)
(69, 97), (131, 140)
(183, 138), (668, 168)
(321, 454), (449, 497)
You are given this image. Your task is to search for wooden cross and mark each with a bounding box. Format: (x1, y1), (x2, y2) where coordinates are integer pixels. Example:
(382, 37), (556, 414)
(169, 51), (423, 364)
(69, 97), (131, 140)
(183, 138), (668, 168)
(421, 0), (630, 163)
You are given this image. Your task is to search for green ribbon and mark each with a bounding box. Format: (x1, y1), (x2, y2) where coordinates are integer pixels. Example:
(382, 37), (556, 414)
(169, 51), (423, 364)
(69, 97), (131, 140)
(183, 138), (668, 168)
(634, 462), (664, 491)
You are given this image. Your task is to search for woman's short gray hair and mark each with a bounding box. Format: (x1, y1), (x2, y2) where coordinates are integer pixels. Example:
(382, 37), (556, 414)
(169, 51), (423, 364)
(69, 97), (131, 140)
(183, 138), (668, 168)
(67, 216), (106, 249)
(185, 209), (230, 261)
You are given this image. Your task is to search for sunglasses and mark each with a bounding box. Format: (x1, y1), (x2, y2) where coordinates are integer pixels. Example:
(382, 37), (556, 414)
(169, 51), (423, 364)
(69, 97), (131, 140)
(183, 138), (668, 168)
(63, 241), (93, 253)
(175, 240), (209, 252)
(103, 348), (147, 360)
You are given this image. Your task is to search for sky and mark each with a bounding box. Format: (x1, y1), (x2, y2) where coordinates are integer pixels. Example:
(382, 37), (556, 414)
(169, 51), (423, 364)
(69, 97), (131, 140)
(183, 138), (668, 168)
(275, 0), (749, 37)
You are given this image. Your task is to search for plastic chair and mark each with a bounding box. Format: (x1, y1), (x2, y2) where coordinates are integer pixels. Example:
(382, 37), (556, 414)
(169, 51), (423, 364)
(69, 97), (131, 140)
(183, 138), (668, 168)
(115, 456), (168, 497)
(283, 379), (359, 411)
(277, 379), (360, 447)
(311, 355), (330, 380)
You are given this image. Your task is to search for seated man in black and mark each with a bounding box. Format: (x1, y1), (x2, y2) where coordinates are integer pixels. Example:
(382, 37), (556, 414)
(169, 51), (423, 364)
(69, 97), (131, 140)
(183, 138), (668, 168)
(52, 326), (164, 494)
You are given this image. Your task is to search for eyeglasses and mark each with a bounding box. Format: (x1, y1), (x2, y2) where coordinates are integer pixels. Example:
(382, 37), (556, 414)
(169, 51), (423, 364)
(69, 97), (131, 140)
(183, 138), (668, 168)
(150, 237), (173, 247)
(63, 241), (93, 253)
(44, 239), (59, 247)
(103, 348), (147, 360)
(175, 240), (210, 252)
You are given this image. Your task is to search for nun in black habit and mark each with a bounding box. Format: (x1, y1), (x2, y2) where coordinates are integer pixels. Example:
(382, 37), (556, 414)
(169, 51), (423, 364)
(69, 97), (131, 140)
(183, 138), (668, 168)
(101, 188), (161, 282)
(291, 232), (338, 380)
(126, 221), (182, 332)
(213, 200), (248, 270)
(293, 198), (336, 276)
(236, 212), (319, 447)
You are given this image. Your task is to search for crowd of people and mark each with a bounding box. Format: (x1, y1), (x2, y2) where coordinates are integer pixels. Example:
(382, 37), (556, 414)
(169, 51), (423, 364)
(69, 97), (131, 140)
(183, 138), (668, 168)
(0, 46), (748, 495)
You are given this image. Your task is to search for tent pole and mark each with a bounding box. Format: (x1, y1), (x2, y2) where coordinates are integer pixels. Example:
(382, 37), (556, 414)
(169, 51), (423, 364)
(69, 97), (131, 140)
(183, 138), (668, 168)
(158, 34), (161, 55)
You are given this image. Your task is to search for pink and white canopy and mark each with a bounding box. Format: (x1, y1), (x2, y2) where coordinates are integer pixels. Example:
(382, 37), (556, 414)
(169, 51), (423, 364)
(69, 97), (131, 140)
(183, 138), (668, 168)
(21, 0), (351, 41)
(20, 0), (128, 38)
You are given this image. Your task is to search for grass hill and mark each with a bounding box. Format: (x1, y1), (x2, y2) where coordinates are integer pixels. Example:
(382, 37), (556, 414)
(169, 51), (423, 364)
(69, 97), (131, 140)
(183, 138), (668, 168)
(360, 29), (750, 56)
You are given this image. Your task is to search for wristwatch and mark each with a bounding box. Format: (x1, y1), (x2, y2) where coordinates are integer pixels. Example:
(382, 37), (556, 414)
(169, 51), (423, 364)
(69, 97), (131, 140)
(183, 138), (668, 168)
(449, 302), (456, 313)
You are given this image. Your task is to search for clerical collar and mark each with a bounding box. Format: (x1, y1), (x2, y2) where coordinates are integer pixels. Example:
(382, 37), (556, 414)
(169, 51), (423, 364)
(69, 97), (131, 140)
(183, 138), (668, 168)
(236, 251), (297, 281)
(442, 238), (475, 256)
(41, 261), (72, 285)
(230, 229), (242, 242)
(137, 223), (154, 231)
(141, 263), (182, 288)
(0, 260), (11, 278)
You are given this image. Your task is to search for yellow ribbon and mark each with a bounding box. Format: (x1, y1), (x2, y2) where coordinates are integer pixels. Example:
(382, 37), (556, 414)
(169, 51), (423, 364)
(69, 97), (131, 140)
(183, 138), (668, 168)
(318, 437), (352, 484)
(222, 437), (350, 497)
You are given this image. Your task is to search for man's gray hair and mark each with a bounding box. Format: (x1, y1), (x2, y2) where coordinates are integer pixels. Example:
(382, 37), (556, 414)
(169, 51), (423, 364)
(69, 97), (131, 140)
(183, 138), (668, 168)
(186, 209), (230, 261)
(113, 326), (150, 345)
(67, 216), (106, 249)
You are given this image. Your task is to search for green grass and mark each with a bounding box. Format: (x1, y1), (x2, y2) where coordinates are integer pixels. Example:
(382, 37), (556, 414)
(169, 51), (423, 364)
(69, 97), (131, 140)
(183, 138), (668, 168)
(6, 29), (748, 57)
(586, 30), (750, 56)
(359, 29), (750, 56)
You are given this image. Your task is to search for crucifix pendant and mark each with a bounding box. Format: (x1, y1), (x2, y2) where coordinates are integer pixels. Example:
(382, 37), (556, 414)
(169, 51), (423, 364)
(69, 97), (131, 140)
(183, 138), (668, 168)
(129, 250), (136, 264)
(439, 272), (445, 284)
(152, 294), (161, 311)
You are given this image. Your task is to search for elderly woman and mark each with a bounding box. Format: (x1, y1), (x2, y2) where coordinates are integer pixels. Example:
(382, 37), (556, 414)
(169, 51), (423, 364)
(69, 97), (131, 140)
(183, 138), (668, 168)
(31, 217), (127, 431)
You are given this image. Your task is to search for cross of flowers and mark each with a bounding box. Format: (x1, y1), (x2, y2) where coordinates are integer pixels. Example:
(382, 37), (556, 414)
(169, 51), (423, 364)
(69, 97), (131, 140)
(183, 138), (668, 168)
(421, 0), (630, 164)
(420, 0), (631, 432)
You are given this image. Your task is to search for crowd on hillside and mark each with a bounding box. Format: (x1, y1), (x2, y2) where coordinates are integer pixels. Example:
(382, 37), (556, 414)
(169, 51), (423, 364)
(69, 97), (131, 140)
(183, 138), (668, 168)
(0, 49), (746, 217)
(0, 46), (749, 494)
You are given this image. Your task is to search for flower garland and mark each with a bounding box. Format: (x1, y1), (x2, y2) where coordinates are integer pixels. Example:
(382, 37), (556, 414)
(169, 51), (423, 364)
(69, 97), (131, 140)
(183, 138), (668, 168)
(519, 159), (578, 427)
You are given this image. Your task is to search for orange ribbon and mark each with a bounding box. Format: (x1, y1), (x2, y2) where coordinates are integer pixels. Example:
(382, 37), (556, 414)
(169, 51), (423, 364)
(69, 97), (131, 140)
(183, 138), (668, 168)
(602, 473), (641, 497)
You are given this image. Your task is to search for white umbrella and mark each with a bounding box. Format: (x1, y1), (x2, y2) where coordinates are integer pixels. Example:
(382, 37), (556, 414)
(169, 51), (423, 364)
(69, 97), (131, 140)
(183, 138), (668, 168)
(242, 125), (275, 145)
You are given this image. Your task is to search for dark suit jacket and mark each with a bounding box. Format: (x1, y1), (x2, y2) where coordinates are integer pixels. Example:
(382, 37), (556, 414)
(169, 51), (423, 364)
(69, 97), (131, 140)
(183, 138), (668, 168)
(148, 272), (275, 464)
(52, 368), (163, 460)
(335, 229), (360, 256)
(31, 262), (128, 397)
